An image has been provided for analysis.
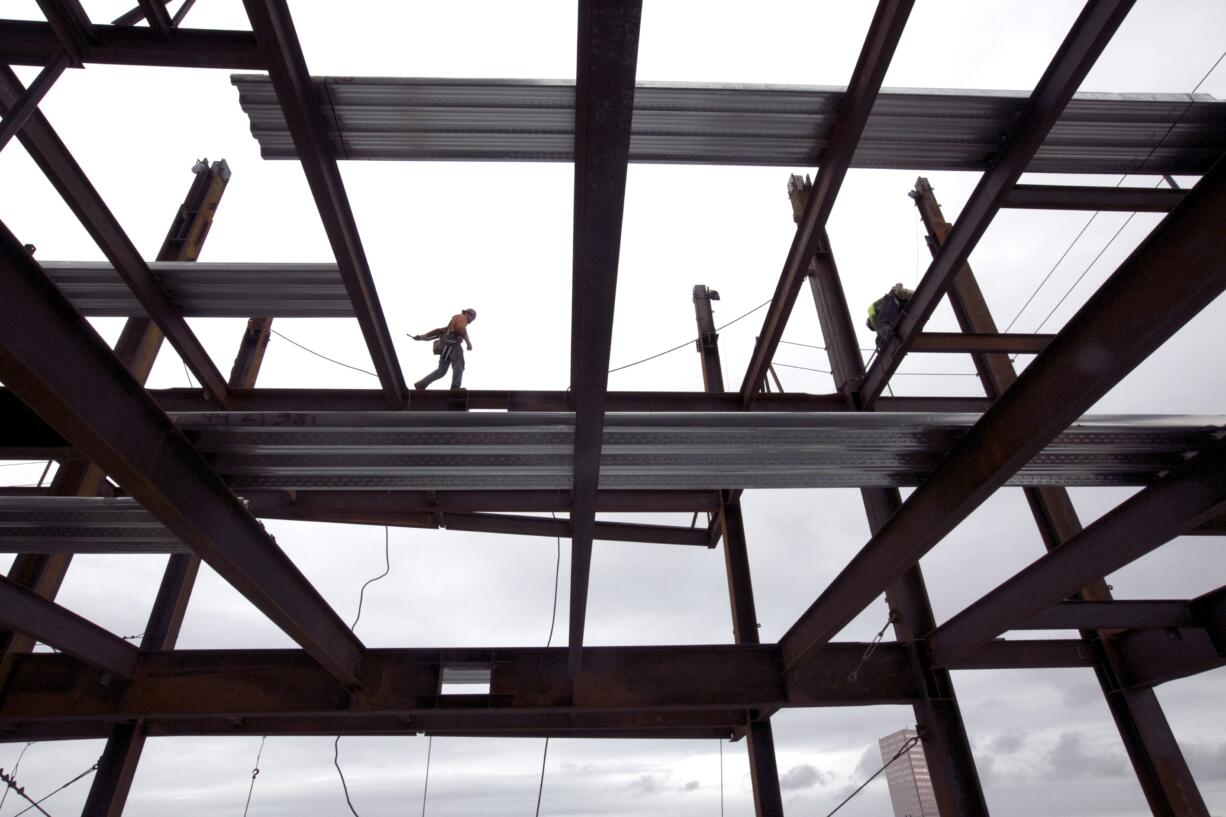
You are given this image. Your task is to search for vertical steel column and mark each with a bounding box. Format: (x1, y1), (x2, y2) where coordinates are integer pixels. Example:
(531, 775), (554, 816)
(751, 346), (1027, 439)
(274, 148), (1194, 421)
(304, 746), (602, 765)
(693, 285), (784, 817)
(789, 176), (988, 816)
(74, 161), (233, 817)
(910, 178), (1207, 817)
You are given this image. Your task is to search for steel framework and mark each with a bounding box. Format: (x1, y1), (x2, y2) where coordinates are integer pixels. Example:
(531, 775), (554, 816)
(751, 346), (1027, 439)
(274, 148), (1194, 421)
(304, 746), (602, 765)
(0, 2), (1223, 815)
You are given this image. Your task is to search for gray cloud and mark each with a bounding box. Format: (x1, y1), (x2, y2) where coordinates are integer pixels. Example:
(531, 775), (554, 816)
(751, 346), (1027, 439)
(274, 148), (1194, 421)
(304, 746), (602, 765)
(779, 763), (834, 791)
(681, 780), (700, 792)
(1046, 732), (1127, 779)
(1183, 741), (1226, 782)
(987, 731), (1027, 755)
(625, 773), (665, 796)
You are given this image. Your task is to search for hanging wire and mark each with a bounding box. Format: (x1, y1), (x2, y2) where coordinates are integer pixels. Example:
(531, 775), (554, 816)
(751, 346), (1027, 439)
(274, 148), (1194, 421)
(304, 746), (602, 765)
(608, 298), (771, 374)
(718, 739), (724, 817)
(9, 759), (99, 817)
(241, 736), (267, 817)
(270, 329), (378, 378)
(419, 736), (433, 817)
(0, 767), (50, 817)
(333, 526), (393, 817)
(0, 743), (33, 812)
(824, 733), (920, 817)
(534, 512), (563, 817)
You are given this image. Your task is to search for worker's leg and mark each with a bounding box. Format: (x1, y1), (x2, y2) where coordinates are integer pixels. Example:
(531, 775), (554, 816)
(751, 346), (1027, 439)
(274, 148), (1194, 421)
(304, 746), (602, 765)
(415, 354), (451, 389)
(449, 345), (465, 389)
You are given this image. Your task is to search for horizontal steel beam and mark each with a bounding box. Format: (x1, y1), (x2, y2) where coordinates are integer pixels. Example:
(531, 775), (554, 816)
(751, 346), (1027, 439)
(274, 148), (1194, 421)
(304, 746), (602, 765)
(1003, 183), (1186, 212)
(0, 221), (364, 686)
(928, 439), (1226, 667)
(0, 20), (266, 69)
(780, 147), (1226, 672)
(241, 488), (721, 515)
(0, 575), (138, 678)
(858, 0), (1135, 405)
(910, 332), (1054, 354)
(1015, 600), (1196, 630)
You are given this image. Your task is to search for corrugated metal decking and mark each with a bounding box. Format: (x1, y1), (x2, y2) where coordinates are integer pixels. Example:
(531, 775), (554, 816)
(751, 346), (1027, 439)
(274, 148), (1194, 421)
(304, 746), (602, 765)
(40, 261), (351, 318)
(176, 412), (1224, 491)
(231, 76), (1226, 173)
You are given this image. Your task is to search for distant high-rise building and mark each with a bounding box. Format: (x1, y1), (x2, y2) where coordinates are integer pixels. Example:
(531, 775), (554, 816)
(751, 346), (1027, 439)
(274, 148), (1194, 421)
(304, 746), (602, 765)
(878, 728), (939, 817)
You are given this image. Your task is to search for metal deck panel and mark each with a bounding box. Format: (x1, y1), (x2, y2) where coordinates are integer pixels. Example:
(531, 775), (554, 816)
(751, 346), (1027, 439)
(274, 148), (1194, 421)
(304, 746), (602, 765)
(231, 76), (1226, 173)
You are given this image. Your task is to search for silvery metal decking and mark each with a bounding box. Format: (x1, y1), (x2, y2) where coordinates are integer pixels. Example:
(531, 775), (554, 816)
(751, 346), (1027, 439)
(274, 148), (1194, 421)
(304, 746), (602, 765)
(176, 412), (1225, 491)
(40, 261), (351, 318)
(231, 76), (1226, 174)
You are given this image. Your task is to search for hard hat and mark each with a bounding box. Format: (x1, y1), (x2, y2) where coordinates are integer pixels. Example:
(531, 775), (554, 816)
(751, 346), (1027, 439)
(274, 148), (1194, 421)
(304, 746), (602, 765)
(463, 308), (477, 320)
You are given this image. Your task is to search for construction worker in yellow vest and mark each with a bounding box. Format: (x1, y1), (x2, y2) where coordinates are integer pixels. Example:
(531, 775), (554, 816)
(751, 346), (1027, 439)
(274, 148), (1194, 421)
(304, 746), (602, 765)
(866, 284), (913, 350)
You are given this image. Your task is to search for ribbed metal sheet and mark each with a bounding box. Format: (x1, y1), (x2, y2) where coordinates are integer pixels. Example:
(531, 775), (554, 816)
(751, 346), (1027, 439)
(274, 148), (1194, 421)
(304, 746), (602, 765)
(177, 412), (1224, 491)
(0, 497), (184, 553)
(231, 76), (1226, 174)
(40, 261), (351, 318)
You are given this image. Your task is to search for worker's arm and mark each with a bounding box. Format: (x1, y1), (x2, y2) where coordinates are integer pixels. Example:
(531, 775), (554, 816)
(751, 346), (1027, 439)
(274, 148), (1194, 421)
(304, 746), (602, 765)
(411, 327), (447, 341)
(460, 325), (472, 350)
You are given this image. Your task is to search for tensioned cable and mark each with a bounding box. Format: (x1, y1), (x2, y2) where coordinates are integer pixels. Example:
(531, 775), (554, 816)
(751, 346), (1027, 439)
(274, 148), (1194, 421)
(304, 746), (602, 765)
(271, 329), (378, 378)
(334, 526), (392, 817)
(823, 733), (920, 817)
(1002, 44), (1226, 334)
(607, 298), (771, 374)
(419, 737), (433, 817)
(10, 760), (99, 817)
(534, 512), (563, 817)
(0, 743), (33, 812)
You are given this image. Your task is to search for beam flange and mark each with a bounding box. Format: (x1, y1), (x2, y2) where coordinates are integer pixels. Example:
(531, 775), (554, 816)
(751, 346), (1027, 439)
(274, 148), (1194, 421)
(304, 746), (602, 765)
(567, 0), (643, 676)
(1004, 184), (1185, 212)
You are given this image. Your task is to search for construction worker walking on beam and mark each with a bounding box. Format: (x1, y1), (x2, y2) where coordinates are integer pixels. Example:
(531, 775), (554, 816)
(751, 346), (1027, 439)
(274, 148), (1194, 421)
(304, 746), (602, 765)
(867, 283), (913, 351)
(411, 308), (476, 390)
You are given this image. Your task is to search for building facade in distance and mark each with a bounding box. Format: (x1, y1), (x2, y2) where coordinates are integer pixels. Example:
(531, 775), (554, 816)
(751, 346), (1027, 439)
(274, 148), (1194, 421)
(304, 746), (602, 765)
(879, 729), (939, 817)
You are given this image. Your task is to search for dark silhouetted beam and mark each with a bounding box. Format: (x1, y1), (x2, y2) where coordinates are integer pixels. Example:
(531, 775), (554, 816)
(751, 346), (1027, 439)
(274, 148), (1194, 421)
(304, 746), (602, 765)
(780, 149), (1226, 672)
(0, 20), (264, 69)
(944, 639), (1095, 670)
(241, 0), (407, 406)
(241, 488), (720, 516)
(0, 575), (138, 678)
(34, 0), (92, 64)
(0, 221), (363, 686)
(134, 0), (172, 33)
(739, 0), (913, 404)
(859, 0), (1136, 405)
(1114, 628), (1223, 688)
(0, 66), (229, 403)
(1015, 601), (1196, 631)
(910, 332), (1054, 354)
(0, 51), (69, 153)
(1004, 183), (1185, 212)
(929, 439), (1226, 667)
(567, 0), (642, 677)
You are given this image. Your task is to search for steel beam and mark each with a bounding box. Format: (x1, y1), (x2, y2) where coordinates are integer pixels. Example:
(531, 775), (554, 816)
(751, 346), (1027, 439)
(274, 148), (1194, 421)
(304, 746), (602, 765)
(1015, 601), (1196, 631)
(910, 332), (1053, 354)
(908, 172), (1209, 817)
(739, 0), (913, 404)
(0, 66), (229, 403)
(1004, 183), (1185, 212)
(0, 576), (138, 678)
(780, 150), (1226, 671)
(240, 488), (720, 516)
(0, 20), (264, 69)
(134, 0), (172, 33)
(693, 284), (783, 817)
(0, 222), (364, 686)
(0, 50), (68, 154)
(241, 0), (407, 407)
(929, 440), (1226, 666)
(34, 0), (92, 65)
(786, 178), (988, 815)
(567, 0), (642, 677)
(858, 0), (1136, 405)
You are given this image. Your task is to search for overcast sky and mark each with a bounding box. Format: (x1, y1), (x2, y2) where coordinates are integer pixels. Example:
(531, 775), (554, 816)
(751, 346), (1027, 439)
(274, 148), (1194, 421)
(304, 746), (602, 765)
(1, 1), (1224, 815)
